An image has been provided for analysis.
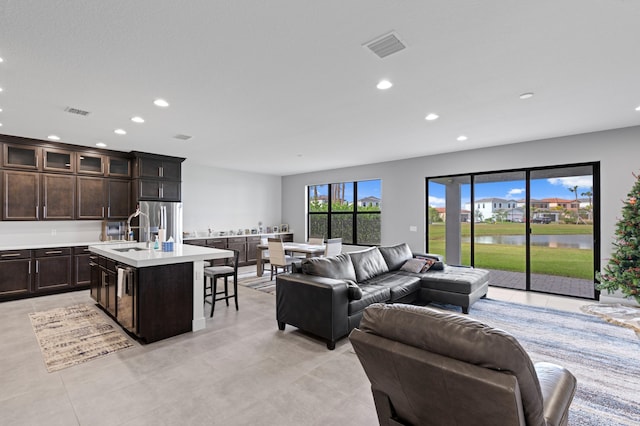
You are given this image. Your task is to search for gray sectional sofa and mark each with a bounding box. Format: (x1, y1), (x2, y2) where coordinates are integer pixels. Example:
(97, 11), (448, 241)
(276, 243), (490, 349)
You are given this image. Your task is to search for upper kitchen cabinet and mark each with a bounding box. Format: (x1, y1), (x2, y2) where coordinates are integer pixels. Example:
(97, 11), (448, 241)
(42, 174), (75, 220)
(76, 177), (130, 220)
(107, 156), (131, 177)
(43, 147), (75, 173)
(2, 143), (41, 171)
(132, 152), (184, 202)
(134, 153), (183, 180)
(2, 170), (39, 220)
(77, 152), (104, 175)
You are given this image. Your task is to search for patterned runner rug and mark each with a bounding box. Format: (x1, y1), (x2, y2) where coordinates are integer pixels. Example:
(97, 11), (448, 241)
(238, 270), (276, 294)
(29, 304), (134, 373)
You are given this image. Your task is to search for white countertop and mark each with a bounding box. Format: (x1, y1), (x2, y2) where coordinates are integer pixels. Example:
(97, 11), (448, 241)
(88, 242), (233, 268)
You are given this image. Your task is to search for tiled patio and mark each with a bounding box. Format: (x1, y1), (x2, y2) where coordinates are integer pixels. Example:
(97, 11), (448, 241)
(489, 269), (596, 299)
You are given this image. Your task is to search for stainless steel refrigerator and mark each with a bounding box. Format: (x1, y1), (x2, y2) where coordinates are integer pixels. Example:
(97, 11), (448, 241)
(138, 201), (183, 244)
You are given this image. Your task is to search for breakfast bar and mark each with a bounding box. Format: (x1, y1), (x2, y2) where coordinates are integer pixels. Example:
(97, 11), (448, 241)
(89, 242), (233, 343)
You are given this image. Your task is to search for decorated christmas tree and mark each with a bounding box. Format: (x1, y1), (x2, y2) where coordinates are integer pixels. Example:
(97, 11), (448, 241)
(597, 172), (640, 303)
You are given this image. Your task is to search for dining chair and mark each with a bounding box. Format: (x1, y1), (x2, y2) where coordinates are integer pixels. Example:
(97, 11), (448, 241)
(308, 237), (324, 245)
(260, 237), (271, 274)
(203, 249), (240, 317)
(324, 238), (342, 257)
(267, 237), (294, 281)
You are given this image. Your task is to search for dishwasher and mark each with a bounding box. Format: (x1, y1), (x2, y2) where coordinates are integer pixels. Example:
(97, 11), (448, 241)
(116, 265), (137, 335)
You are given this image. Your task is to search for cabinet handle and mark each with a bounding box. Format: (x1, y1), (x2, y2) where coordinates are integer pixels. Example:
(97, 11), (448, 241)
(1, 253), (21, 257)
(28, 260), (31, 274)
(159, 166), (163, 177)
(108, 206), (111, 217)
(36, 206), (39, 219)
(35, 260), (39, 274)
(43, 205), (47, 218)
(45, 250), (63, 255)
(102, 206), (105, 217)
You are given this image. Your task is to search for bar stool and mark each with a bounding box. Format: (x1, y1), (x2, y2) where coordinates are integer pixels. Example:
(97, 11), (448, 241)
(204, 249), (239, 317)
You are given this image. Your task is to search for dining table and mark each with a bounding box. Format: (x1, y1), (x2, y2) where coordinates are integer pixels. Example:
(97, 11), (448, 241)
(256, 242), (325, 277)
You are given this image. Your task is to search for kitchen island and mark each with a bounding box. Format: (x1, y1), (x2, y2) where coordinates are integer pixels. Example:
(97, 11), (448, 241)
(89, 242), (232, 343)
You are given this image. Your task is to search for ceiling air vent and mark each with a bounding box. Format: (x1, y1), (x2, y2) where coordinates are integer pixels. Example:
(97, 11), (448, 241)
(363, 31), (406, 59)
(64, 106), (91, 116)
(173, 134), (192, 141)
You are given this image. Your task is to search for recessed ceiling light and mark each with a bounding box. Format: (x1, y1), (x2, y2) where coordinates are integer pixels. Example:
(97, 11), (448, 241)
(114, 129), (127, 135)
(0, 108), (3, 112)
(0, 123), (3, 127)
(376, 80), (393, 90)
(635, 105), (640, 111)
(96, 142), (107, 148)
(425, 113), (439, 121)
(154, 98), (169, 107)
(0, 87), (3, 92)
(519, 92), (534, 99)
(0, 57), (4, 63)
(47, 135), (60, 141)
(131, 116), (145, 123)
(457, 135), (468, 141)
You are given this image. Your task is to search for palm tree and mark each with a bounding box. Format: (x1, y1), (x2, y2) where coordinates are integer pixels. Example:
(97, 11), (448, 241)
(581, 188), (593, 221)
(568, 185), (579, 223)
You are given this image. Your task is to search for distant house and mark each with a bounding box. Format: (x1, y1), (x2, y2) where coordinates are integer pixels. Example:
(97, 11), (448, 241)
(542, 197), (579, 210)
(465, 198), (520, 222)
(358, 196), (381, 208)
(433, 207), (470, 222)
(310, 194), (329, 205)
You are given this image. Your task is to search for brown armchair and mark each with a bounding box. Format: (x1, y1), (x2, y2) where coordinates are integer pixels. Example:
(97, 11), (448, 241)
(349, 303), (576, 426)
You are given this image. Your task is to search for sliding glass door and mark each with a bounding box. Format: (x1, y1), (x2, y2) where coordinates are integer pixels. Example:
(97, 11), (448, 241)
(472, 172), (527, 290)
(426, 163), (598, 299)
(529, 166), (595, 298)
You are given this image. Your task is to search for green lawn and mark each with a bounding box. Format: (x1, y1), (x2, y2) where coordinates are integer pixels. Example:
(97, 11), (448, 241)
(428, 222), (594, 279)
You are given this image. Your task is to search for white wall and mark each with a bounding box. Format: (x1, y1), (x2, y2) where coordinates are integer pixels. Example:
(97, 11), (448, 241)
(181, 160), (282, 235)
(282, 125), (640, 300)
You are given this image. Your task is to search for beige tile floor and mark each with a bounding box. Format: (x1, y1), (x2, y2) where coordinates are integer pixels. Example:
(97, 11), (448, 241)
(0, 269), (590, 425)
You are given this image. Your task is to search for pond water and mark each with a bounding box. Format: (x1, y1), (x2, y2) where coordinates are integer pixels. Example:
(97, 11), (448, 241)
(463, 234), (593, 250)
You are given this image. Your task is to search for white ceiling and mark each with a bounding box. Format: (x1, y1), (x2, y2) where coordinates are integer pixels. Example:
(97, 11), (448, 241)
(1, 1), (639, 176)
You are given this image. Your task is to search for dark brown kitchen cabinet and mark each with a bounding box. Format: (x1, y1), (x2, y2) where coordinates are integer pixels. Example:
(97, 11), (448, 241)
(246, 236), (261, 263)
(33, 248), (72, 293)
(77, 176), (105, 219)
(89, 255), (116, 316)
(137, 156), (182, 180)
(43, 148), (74, 173)
(136, 179), (181, 202)
(42, 174), (75, 220)
(106, 179), (131, 219)
(2, 170), (39, 220)
(89, 254), (100, 302)
(0, 250), (32, 299)
(73, 246), (91, 287)
(77, 152), (104, 175)
(2, 143), (40, 170)
(226, 237), (247, 264)
(107, 156), (130, 177)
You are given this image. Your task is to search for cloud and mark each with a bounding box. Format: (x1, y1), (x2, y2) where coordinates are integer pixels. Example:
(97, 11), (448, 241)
(547, 176), (593, 188)
(507, 188), (525, 197)
(428, 196), (446, 207)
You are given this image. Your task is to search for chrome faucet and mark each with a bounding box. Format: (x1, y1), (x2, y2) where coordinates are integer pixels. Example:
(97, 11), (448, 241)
(127, 207), (150, 247)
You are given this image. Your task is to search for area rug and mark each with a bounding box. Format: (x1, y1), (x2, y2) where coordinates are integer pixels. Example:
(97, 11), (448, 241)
(29, 304), (134, 373)
(431, 298), (640, 426)
(580, 303), (640, 337)
(238, 270), (276, 295)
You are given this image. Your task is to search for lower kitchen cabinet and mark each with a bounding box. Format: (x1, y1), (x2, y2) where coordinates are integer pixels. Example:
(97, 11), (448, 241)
(33, 248), (72, 293)
(184, 233), (293, 267)
(0, 245), (98, 301)
(0, 250), (32, 298)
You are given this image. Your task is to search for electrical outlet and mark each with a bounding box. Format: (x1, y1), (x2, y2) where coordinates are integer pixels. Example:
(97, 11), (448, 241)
(51, 229), (57, 236)
(409, 225), (417, 232)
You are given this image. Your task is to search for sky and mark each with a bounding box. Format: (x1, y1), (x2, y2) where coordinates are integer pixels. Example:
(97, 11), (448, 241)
(428, 175), (593, 208)
(309, 179), (381, 200)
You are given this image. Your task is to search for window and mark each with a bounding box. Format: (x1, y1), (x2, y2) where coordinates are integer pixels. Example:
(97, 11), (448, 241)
(308, 179), (381, 245)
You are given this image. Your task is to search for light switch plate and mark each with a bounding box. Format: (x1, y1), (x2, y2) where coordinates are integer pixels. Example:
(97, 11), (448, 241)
(409, 226), (417, 232)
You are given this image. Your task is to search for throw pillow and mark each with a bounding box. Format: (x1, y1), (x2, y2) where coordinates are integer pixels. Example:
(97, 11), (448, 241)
(400, 258), (428, 273)
(416, 254), (444, 270)
(345, 280), (363, 300)
(420, 258), (436, 273)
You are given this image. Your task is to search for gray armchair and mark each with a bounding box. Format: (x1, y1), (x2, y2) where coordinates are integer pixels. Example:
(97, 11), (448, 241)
(349, 303), (577, 426)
